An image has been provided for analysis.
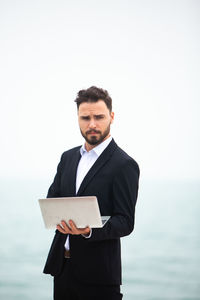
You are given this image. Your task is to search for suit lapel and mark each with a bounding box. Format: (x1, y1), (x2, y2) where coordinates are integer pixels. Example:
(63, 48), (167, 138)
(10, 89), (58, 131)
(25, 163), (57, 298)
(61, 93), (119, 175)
(76, 139), (117, 196)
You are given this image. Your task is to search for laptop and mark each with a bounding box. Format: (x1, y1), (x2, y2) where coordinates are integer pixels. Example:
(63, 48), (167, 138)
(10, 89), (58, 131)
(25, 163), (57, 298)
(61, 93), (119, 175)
(38, 196), (110, 229)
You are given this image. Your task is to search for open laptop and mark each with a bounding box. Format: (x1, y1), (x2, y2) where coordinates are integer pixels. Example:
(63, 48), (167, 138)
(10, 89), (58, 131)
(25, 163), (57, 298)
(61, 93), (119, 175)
(38, 196), (110, 229)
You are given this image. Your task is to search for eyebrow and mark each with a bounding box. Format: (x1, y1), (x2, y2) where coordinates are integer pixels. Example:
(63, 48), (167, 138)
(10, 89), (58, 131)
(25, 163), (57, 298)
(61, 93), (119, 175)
(94, 114), (105, 118)
(80, 114), (105, 118)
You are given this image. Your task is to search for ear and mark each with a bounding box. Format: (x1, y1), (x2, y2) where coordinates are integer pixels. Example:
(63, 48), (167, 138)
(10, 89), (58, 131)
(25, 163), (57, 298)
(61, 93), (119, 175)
(110, 111), (114, 124)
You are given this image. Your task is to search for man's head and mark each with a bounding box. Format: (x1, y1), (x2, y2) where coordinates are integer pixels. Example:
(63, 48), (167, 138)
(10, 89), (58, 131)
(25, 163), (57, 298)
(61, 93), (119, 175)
(74, 86), (112, 112)
(75, 86), (114, 150)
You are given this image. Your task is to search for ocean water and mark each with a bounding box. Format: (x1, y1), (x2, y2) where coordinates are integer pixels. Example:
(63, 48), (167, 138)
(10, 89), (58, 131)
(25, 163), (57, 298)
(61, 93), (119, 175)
(0, 179), (199, 300)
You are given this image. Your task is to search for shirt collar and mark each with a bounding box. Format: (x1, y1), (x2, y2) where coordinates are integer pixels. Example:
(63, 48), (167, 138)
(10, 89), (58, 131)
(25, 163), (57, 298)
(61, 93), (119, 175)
(80, 136), (112, 157)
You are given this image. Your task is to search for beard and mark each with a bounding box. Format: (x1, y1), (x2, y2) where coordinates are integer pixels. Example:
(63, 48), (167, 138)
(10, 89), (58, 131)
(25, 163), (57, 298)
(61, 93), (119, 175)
(80, 123), (111, 146)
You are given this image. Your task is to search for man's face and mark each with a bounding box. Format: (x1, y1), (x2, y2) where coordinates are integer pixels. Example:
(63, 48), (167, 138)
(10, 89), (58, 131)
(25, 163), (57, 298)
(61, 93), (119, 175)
(78, 100), (114, 150)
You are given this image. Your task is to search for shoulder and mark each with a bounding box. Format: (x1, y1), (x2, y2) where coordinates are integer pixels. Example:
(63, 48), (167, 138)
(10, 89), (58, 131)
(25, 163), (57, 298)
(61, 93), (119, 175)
(112, 141), (139, 174)
(62, 145), (81, 156)
(58, 145), (81, 162)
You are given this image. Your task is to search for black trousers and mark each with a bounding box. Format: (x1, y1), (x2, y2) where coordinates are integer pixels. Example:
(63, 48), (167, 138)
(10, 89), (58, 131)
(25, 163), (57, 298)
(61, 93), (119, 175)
(54, 259), (123, 300)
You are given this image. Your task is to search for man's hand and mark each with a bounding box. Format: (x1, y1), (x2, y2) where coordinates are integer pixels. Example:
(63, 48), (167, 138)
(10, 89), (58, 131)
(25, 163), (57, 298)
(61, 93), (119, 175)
(57, 220), (91, 236)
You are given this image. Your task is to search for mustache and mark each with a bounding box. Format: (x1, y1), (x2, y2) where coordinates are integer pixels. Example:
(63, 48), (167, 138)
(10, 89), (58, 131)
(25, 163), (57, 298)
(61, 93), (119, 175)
(86, 130), (101, 134)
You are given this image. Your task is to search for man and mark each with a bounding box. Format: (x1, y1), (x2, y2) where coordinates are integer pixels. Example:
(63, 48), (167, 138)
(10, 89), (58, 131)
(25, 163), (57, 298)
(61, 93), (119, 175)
(43, 86), (140, 300)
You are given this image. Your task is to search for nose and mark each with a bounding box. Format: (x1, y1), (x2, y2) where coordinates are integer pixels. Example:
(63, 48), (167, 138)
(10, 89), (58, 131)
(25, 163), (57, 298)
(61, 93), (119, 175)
(89, 118), (96, 129)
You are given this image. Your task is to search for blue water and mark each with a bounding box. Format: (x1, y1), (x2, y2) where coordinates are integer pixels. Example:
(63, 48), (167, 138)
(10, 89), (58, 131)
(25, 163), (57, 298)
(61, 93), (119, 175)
(0, 179), (199, 299)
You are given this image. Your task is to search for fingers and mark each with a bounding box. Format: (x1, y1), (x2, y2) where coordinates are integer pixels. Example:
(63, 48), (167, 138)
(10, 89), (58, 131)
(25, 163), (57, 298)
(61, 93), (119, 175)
(56, 224), (67, 234)
(56, 220), (71, 234)
(69, 220), (80, 234)
(57, 220), (90, 235)
(69, 220), (90, 235)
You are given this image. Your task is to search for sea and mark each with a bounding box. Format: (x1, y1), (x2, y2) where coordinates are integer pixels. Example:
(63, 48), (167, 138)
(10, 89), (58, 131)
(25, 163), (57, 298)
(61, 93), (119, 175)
(0, 178), (199, 300)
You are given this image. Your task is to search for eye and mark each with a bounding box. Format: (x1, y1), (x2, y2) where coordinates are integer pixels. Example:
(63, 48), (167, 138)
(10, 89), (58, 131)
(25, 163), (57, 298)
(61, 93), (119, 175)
(81, 116), (90, 121)
(95, 115), (104, 120)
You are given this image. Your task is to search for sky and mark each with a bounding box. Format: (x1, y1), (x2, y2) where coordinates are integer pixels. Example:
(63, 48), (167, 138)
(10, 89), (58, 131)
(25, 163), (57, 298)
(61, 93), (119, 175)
(0, 0), (199, 182)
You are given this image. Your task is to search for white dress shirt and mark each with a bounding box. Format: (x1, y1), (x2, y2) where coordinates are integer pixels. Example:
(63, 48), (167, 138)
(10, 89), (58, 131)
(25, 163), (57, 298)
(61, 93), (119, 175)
(64, 136), (112, 250)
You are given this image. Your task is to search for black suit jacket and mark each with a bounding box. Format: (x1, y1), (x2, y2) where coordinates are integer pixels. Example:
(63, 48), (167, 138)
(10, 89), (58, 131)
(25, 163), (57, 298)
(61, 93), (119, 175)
(43, 139), (139, 285)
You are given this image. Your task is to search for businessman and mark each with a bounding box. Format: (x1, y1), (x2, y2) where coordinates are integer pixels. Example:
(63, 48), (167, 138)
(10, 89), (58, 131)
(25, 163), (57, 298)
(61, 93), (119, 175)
(43, 86), (140, 300)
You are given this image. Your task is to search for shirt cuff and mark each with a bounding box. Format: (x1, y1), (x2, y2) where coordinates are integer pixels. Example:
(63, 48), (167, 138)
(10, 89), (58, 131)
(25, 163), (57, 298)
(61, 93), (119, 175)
(82, 228), (92, 239)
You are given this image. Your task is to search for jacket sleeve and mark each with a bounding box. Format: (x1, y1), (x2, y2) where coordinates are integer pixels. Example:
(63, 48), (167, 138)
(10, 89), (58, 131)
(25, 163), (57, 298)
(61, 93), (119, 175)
(47, 153), (64, 198)
(88, 159), (140, 242)
(43, 153), (66, 275)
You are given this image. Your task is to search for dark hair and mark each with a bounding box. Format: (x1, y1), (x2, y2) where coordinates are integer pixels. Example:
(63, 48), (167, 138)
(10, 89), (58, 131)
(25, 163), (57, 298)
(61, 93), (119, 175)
(74, 86), (112, 112)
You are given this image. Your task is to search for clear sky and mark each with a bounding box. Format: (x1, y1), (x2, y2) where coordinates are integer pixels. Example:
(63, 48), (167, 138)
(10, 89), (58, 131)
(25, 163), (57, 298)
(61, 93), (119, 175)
(0, 0), (199, 181)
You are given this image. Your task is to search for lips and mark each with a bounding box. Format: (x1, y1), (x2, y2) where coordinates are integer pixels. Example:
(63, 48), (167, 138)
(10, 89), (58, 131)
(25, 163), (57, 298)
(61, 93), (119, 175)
(87, 130), (100, 135)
